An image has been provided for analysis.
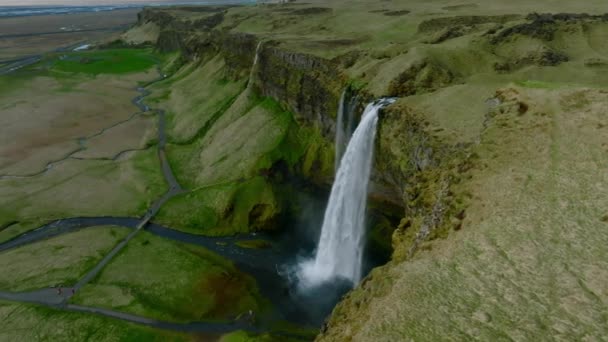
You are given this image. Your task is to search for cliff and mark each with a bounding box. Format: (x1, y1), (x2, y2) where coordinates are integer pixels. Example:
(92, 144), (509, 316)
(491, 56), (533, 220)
(123, 1), (608, 340)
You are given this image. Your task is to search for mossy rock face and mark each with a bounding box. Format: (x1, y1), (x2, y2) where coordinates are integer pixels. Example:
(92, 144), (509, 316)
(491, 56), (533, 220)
(256, 46), (346, 140)
(192, 12), (226, 30)
(367, 213), (397, 257)
(373, 102), (472, 261)
(137, 9), (178, 29)
(221, 33), (259, 80)
(157, 30), (185, 53)
(222, 177), (281, 234)
(373, 103), (434, 205)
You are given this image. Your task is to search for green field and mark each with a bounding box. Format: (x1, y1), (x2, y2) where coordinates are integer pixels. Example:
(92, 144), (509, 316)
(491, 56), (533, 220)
(0, 226), (129, 292)
(52, 48), (158, 75)
(71, 231), (265, 322)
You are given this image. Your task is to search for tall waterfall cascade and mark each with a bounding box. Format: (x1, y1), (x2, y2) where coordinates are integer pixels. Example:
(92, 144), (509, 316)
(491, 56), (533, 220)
(246, 41), (262, 89)
(299, 98), (395, 288)
(334, 91), (347, 171)
(334, 90), (359, 171)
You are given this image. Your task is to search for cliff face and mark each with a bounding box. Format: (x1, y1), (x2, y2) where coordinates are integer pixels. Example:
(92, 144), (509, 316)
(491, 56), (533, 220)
(139, 9), (418, 208)
(256, 45), (344, 139)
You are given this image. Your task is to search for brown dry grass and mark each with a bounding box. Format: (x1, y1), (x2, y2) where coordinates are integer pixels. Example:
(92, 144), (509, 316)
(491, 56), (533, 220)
(72, 114), (157, 160)
(0, 71), (156, 175)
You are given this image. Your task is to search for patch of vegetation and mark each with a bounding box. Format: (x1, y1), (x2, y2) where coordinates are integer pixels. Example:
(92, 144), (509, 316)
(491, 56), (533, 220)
(494, 48), (569, 72)
(52, 48), (157, 75)
(234, 239), (273, 250)
(0, 226), (129, 292)
(131, 147), (167, 212)
(155, 185), (231, 235)
(0, 72), (37, 94)
(71, 231), (265, 322)
(0, 300), (190, 341)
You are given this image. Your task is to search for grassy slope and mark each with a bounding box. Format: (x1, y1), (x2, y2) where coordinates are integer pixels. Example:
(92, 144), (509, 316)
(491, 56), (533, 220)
(0, 226), (129, 292)
(150, 54), (331, 235)
(0, 300), (190, 341)
(155, 93), (331, 235)
(149, 53), (246, 143)
(71, 231), (264, 323)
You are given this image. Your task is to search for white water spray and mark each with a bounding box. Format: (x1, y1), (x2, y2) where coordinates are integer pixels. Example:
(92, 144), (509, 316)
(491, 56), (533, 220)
(299, 99), (395, 287)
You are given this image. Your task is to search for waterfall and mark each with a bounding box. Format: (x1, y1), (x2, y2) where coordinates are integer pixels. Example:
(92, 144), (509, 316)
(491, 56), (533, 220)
(334, 90), (346, 171)
(246, 41), (262, 89)
(334, 90), (359, 171)
(299, 98), (395, 287)
(345, 94), (358, 145)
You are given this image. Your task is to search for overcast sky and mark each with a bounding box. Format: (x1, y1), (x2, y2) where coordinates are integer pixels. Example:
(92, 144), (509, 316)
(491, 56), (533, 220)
(1, 0), (242, 6)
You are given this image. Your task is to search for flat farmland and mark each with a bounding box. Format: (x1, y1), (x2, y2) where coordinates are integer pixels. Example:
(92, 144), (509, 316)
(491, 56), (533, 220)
(0, 9), (139, 60)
